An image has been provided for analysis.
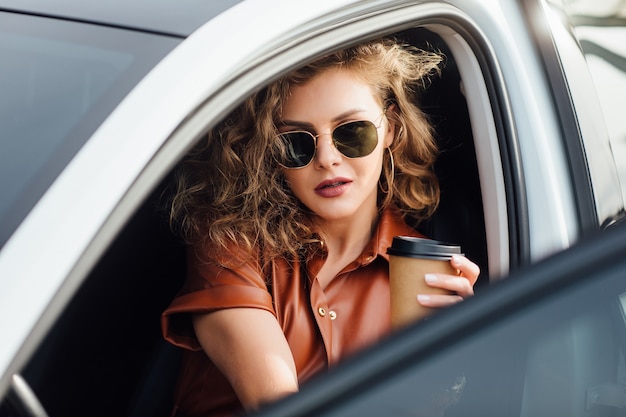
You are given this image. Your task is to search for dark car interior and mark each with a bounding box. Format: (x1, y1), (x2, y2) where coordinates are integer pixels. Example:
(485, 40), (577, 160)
(0, 27), (488, 417)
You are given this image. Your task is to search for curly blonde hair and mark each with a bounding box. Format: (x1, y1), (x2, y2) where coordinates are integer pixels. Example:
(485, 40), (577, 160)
(170, 37), (442, 264)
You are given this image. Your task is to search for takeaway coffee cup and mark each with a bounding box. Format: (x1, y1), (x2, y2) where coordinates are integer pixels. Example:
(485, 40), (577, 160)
(387, 236), (462, 329)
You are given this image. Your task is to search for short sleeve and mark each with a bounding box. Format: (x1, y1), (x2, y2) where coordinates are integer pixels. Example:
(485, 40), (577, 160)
(161, 245), (274, 351)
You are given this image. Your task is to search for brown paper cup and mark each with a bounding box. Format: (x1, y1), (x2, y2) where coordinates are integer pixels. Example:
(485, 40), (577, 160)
(387, 237), (462, 329)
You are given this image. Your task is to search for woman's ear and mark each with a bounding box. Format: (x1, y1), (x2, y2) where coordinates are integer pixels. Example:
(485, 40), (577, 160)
(383, 103), (399, 148)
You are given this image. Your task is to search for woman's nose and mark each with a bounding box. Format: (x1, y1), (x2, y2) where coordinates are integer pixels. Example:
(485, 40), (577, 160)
(314, 133), (342, 168)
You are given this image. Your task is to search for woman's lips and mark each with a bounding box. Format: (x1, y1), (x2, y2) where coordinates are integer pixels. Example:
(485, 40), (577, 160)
(315, 178), (352, 198)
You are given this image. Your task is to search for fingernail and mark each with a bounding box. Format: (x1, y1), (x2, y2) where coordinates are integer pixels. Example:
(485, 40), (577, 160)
(425, 273), (437, 283)
(451, 255), (462, 264)
(417, 294), (430, 303)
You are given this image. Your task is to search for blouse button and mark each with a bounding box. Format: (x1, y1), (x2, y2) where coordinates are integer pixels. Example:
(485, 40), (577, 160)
(329, 310), (337, 320)
(318, 307), (326, 317)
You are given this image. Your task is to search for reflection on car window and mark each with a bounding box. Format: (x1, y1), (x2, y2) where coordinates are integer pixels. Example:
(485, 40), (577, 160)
(0, 31), (132, 226)
(310, 261), (626, 416)
(0, 12), (179, 249)
(563, 1), (626, 202)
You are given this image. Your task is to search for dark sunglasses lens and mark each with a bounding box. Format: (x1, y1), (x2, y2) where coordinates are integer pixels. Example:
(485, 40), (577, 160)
(333, 121), (378, 158)
(277, 132), (316, 168)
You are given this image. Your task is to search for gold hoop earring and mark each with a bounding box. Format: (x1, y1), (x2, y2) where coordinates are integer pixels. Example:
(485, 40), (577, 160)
(379, 147), (395, 194)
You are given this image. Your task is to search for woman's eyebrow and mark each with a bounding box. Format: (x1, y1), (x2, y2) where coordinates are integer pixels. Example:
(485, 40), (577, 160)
(279, 108), (368, 127)
(278, 119), (313, 129)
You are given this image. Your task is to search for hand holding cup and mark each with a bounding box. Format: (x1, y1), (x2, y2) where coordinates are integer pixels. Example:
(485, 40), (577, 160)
(387, 237), (478, 329)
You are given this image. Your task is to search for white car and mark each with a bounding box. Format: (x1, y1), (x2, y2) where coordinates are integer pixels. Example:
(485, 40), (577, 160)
(0, 0), (624, 416)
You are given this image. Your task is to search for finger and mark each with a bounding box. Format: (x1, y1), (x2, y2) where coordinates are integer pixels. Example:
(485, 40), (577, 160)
(451, 255), (480, 284)
(417, 293), (464, 308)
(425, 274), (475, 297)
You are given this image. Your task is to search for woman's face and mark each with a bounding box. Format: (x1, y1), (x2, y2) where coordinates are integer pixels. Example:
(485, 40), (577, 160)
(279, 68), (394, 225)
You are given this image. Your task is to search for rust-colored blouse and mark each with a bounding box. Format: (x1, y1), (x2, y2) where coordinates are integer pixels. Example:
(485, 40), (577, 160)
(161, 209), (423, 417)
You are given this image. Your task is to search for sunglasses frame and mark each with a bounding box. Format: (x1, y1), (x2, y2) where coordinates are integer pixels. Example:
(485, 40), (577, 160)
(275, 111), (387, 169)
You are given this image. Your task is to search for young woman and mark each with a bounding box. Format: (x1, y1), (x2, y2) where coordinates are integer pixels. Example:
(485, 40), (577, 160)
(162, 37), (480, 417)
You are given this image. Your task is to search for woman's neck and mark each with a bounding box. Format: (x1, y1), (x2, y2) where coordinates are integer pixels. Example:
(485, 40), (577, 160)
(320, 215), (377, 256)
(313, 205), (380, 289)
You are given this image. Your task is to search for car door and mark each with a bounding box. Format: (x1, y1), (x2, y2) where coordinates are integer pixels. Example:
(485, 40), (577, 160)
(249, 219), (626, 417)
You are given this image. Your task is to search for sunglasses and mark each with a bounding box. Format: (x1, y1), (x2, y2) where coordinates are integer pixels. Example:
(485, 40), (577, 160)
(274, 112), (386, 169)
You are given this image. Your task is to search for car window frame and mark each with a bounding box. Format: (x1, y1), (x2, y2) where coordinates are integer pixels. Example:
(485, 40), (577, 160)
(0, 0), (597, 409)
(521, 0), (625, 233)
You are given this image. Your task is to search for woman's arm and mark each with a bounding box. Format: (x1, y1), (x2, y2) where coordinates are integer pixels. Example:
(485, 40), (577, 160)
(192, 308), (299, 411)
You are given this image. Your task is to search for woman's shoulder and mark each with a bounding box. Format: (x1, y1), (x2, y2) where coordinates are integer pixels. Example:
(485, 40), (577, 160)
(186, 238), (261, 272)
(379, 207), (427, 239)
(187, 238), (303, 284)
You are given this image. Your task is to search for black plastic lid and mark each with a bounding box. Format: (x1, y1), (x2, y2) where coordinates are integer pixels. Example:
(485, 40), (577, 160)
(386, 236), (462, 260)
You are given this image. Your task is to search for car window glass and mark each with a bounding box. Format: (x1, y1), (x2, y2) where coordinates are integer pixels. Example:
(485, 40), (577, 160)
(300, 260), (626, 416)
(0, 12), (179, 249)
(563, 2), (626, 203)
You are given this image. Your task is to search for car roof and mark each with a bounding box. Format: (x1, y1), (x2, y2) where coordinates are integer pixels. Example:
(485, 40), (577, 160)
(0, 0), (244, 37)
